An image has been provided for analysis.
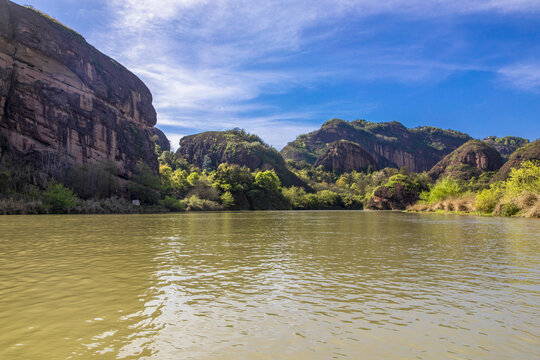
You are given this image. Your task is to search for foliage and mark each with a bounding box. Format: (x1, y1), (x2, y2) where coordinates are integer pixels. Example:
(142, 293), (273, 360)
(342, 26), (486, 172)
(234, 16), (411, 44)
(420, 177), (462, 204)
(42, 182), (77, 213)
(186, 195), (222, 211)
(67, 162), (120, 199)
(475, 183), (505, 213)
(220, 191), (235, 209)
(254, 170), (281, 193)
(162, 196), (187, 212)
(130, 162), (162, 205)
(504, 160), (540, 197)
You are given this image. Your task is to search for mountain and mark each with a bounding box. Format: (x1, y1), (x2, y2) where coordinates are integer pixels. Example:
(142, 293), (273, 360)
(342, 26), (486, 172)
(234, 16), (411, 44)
(491, 140), (540, 182)
(176, 129), (311, 190)
(281, 119), (471, 173)
(482, 136), (529, 162)
(0, 0), (160, 185)
(427, 140), (503, 180)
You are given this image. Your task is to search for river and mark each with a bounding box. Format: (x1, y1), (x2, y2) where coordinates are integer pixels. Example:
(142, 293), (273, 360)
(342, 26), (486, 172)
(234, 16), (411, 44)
(1, 211), (539, 359)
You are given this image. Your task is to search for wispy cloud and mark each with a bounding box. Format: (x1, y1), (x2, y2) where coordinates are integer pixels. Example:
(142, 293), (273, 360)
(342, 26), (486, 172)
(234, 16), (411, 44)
(498, 63), (540, 92)
(94, 0), (540, 148)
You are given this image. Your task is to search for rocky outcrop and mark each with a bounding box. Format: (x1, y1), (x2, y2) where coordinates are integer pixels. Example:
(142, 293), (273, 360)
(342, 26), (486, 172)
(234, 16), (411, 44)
(150, 127), (170, 152)
(177, 129), (311, 190)
(314, 140), (377, 172)
(0, 1), (159, 182)
(491, 140), (540, 182)
(367, 183), (420, 210)
(281, 119), (471, 173)
(428, 140), (503, 180)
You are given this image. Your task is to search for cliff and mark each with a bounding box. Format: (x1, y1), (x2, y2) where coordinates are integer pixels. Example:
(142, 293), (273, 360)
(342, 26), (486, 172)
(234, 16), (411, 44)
(281, 119), (471, 173)
(491, 140), (540, 182)
(0, 1), (159, 184)
(177, 129), (311, 190)
(427, 140), (503, 180)
(314, 140), (377, 173)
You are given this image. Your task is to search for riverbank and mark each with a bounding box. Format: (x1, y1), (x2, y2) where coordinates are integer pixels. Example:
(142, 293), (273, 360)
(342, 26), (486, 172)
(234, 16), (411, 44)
(406, 192), (540, 218)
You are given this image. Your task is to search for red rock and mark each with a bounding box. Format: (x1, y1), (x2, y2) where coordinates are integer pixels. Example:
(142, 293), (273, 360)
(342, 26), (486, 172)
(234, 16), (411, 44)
(0, 0), (159, 183)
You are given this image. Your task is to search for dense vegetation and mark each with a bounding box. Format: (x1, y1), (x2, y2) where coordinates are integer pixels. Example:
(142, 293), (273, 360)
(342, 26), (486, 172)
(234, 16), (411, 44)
(0, 128), (538, 217)
(409, 160), (540, 217)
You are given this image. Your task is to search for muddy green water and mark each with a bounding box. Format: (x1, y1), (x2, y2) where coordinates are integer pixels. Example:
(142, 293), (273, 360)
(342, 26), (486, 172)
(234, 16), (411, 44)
(0, 211), (539, 359)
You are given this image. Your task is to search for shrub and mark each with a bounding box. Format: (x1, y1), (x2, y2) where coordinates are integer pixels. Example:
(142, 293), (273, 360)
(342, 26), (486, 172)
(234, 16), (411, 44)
(254, 170), (281, 193)
(282, 186), (308, 209)
(162, 196), (187, 212)
(420, 177), (462, 204)
(497, 202), (520, 217)
(220, 191), (235, 209)
(505, 160), (540, 197)
(186, 195), (221, 211)
(43, 182), (78, 213)
(317, 190), (340, 208)
(475, 183), (504, 213)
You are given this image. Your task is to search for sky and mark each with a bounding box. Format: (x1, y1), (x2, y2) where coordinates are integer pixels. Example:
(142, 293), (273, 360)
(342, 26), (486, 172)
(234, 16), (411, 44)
(14, 0), (540, 150)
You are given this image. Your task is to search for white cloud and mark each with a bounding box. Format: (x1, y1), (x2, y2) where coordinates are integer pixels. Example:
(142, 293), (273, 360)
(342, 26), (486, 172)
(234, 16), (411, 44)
(498, 63), (540, 91)
(95, 0), (540, 147)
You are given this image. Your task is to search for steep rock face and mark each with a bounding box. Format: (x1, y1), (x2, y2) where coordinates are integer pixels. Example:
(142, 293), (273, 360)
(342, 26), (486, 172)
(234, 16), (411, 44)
(281, 119), (471, 173)
(177, 130), (311, 190)
(150, 127), (170, 152)
(0, 1), (158, 180)
(367, 183), (419, 210)
(428, 140), (503, 180)
(491, 140), (540, 182)
(482, 136), (529, 162)
(314, 140), (377, 172)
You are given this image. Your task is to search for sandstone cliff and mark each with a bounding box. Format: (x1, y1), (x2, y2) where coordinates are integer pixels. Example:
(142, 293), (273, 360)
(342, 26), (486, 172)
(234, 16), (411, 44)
(314, 140), (377, 173)
(491, 140), (540, 182)
(428, 140), (503, 180)
(0, 1), (159, 184)
(281, 119), (471, 173)
(177, 129), (311, 190)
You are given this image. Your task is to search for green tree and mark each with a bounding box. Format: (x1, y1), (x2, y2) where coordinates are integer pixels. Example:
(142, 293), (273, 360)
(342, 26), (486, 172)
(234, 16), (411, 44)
(254, 170), (281, 193)
(221, 191), (235, 209)
(43, 182), (77, 213)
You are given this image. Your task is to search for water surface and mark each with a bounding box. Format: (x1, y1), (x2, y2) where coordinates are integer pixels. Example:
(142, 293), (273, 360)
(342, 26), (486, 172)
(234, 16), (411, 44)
(1, 211), (539, 359)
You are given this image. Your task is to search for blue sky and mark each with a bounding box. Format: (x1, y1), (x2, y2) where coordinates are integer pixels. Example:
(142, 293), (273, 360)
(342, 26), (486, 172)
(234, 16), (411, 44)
(15, 0), (540, 149)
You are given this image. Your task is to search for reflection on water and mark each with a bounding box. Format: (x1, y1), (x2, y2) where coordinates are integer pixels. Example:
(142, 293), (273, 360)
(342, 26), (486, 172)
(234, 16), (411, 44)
(0, 211), (539, 359)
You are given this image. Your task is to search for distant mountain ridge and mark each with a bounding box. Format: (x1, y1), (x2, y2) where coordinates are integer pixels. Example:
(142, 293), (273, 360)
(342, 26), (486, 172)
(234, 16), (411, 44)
(281, 119), (472, 173)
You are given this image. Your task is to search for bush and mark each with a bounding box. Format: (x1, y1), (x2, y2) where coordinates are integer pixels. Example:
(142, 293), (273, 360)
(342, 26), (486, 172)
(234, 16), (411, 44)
(220, 191), (235, 209)
(420, 177), (462, 204)
(497, 202), (520, 217)
(254, 170), (281, 193)
(43, 182), (78, 213)
(505, 160), (540, 197)
(186, 195), (221, 211)
(162, 196), (187, 212)
(475, 184), (504, 213)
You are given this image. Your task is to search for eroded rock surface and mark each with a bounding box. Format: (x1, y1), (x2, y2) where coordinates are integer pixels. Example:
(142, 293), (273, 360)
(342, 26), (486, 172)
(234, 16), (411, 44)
(314, 140), (377, 173)
(0, 0), (159, 181)
(428, 140), (503, 180)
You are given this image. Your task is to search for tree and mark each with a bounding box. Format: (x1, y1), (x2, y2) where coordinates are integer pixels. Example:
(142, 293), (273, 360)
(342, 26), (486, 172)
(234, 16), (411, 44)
(254, 170), (280, 193)
(43, 182), (77, 213)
